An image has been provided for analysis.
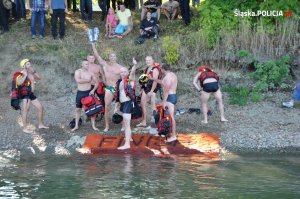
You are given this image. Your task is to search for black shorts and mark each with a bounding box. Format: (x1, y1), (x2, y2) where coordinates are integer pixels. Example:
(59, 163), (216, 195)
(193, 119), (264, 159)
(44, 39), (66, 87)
(120, 101), (134, 114)
(143, 80), (159, 94)
(167, 94), (177, 105)
(21, 92), (37, 101)
(203, 82), (219, 93)
(76, 90), (90, 108)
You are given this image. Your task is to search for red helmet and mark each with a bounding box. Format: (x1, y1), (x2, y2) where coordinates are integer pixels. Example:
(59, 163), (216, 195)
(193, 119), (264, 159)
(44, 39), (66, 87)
(198, 66), (212, 73)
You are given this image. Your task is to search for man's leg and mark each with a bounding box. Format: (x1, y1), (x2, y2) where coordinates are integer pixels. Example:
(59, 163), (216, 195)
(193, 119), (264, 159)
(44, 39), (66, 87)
(72, 108), (82, 131)
(166, 101), (176, 138)
(30, 11), (37, 37)
(15, 0), (21, 20)
(163, 8), (171, 20)
(80, 0), (86, 20)
(87, 0), (92, 20)
(20, 0), (26, 19)
(22, 99), (32, 133)
(138, 91), (148, 126)
(51, 10), (58, 39)
(39, 11), (45, 37)
(200, 91), (210, 123)
(150, 92), (157, 114)
(90, 116), (99, 131)
(58, 9), (65, 39)
(118, 113), (131, 150)
(111, 0), (116, 10)
(72, 0), (77, 11)
(171, 8), (178, 20)
(31, 99), (49, 129)
(104, 90), (114, 131)
(213, 90), (227, 122)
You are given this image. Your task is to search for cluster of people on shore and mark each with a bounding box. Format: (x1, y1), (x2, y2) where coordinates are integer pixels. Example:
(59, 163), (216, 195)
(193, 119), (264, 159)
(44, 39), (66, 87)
(1, 0), (192, 40)
(14, 35), (229, 149)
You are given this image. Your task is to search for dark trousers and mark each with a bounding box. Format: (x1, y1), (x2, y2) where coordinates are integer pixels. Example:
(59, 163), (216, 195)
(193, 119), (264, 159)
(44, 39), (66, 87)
(140, 26), (159, 38)
(80, 0), (92, 20)
(0, 0), (9, 31)
(51, 9), (65, 39)
(67, 0), (78, 11)
(124, 0), (135, 10)
(15, 0), (26, 20)
(98, 0), (110, 20)
(179, 0), (190, 25)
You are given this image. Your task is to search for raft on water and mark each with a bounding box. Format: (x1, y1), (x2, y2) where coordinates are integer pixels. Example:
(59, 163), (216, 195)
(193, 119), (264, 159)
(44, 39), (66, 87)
(80, 133), (220, 156)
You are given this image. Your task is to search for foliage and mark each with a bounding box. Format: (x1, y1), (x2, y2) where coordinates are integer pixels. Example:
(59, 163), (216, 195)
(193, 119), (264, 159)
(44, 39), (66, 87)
(251, 56), (291, 91)
(223, 86), (250, 106)
(162, 36), (180, 65)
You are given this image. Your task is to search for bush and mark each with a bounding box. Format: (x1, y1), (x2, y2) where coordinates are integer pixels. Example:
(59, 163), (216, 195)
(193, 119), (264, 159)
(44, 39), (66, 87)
(162, 36), (180, 65)
(251, 56), (291, 91)
(223, 86), (250, 106)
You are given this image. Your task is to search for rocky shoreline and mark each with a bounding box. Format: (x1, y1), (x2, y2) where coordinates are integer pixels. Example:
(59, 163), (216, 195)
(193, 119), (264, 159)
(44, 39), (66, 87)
(0, 88), (299, 157)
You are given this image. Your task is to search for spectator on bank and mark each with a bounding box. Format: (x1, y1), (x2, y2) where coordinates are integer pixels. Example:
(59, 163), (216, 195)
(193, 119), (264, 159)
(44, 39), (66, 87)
(161, 0), (179, 21)
(15, 0), (26, 21)
(114, 3), (132, 38)
(141, 0), (160, 21)
(0, 0), (10, 34)
(28, 0), (46, 39)
(105, 7), (117, 38)
(98, 0), (110, 21)
(179, 0), (190, 25)
(282, 80), (300, 108)
(50, 0), (68, 40)
(135, 11), (159, 44)
(80, 0), (92, 21)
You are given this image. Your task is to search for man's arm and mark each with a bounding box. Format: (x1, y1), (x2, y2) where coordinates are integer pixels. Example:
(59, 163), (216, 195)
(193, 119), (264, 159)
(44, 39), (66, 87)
(90, 74), (99, 95)
(149, 68), (159, 94)
(74, 70), (92, 84)
(91, 43), (107, 66)
(129, 58), (137, 81)
(193, 73), (202, 91)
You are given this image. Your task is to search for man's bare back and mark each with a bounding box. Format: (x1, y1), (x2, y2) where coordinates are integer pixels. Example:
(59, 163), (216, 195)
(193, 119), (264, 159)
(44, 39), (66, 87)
(163, 72), (177, 94)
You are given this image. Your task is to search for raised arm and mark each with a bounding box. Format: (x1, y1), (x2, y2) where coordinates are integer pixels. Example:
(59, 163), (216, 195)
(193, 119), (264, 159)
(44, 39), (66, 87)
(91, 43), (107, 66)
(193, 72), (202, 91)
(129, 58), (137, 81)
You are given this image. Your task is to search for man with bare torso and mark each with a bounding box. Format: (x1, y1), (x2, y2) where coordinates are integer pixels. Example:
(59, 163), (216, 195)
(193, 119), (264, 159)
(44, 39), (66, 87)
(91, 43), (123, 132)
(87, 54), (106, 100)
(115, 58), (137, 150)
(137, 56), (159, 128)
(151, 63), (178, 142)
(72, 60), (99, 131)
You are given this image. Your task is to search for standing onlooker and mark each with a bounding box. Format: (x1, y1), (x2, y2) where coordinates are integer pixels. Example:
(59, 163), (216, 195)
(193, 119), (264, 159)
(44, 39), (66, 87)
(50, 0), (68, 40)
(105, 7), (117, 38)
(141, 0), (160, 21)
(28, 0), (46, 39)
(80, 0), (92, 21)
(98, 0), (110, 21)
(0, 0), (10, 34)
(15, 0), (26, 21)
(179, 0), (190, 25)
(114, 3), (132, 38)
(161, 0), (179, 21)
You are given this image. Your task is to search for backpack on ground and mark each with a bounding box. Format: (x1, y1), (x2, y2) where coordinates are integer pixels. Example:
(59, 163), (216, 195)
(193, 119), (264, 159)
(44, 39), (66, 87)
(155, 105), (172, 137)
(81, 95), (104, 118)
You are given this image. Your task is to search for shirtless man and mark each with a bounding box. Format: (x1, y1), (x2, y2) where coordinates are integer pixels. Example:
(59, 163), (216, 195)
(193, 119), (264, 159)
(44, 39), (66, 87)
(137, 56), (160, 128)
(91, 43), (123, 132)
(72, 60), (99, 131)
(87, 54), (106, 100)
(116, 58), (137, 150)
(17, 59), (49, 133)
(151, 63), (178, 142)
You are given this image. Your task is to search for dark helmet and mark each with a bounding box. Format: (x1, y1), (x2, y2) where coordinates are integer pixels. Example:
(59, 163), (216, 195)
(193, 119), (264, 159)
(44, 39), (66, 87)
(138, 74), (149, 85)
(112, 113), (123, 124)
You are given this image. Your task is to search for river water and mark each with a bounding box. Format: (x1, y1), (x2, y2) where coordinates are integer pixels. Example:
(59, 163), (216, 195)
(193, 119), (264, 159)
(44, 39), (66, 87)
(0, 154), (300, 198)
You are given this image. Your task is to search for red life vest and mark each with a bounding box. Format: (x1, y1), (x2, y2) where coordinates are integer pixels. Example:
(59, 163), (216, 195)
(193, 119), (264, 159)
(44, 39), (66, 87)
(114, 77), (136, 102)
(198, 67), (219, 87)
(96, 81), (105, 96)
(13, 72), (32, 97)
(143, 63), (161, 93)
(81, 95), (104, 118)
(155, 105), (172, 137)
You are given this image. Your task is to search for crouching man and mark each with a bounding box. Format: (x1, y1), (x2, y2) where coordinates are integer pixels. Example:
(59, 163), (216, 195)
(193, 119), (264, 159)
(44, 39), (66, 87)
(115, 58), (137, 150)
(151, 63), (177, 142)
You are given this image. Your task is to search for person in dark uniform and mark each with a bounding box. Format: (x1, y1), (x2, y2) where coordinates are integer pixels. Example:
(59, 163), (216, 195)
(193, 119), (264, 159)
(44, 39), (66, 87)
(179, 0), (190, 25)
(0, 0), (9, 33)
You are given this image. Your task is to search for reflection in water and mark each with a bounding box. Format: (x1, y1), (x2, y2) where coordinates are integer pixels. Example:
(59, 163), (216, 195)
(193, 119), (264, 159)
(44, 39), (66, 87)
(0, 154), (300, 198)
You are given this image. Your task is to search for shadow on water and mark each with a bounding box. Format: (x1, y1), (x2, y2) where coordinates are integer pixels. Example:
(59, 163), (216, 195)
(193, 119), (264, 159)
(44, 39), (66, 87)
(1, 154), (300, 198)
